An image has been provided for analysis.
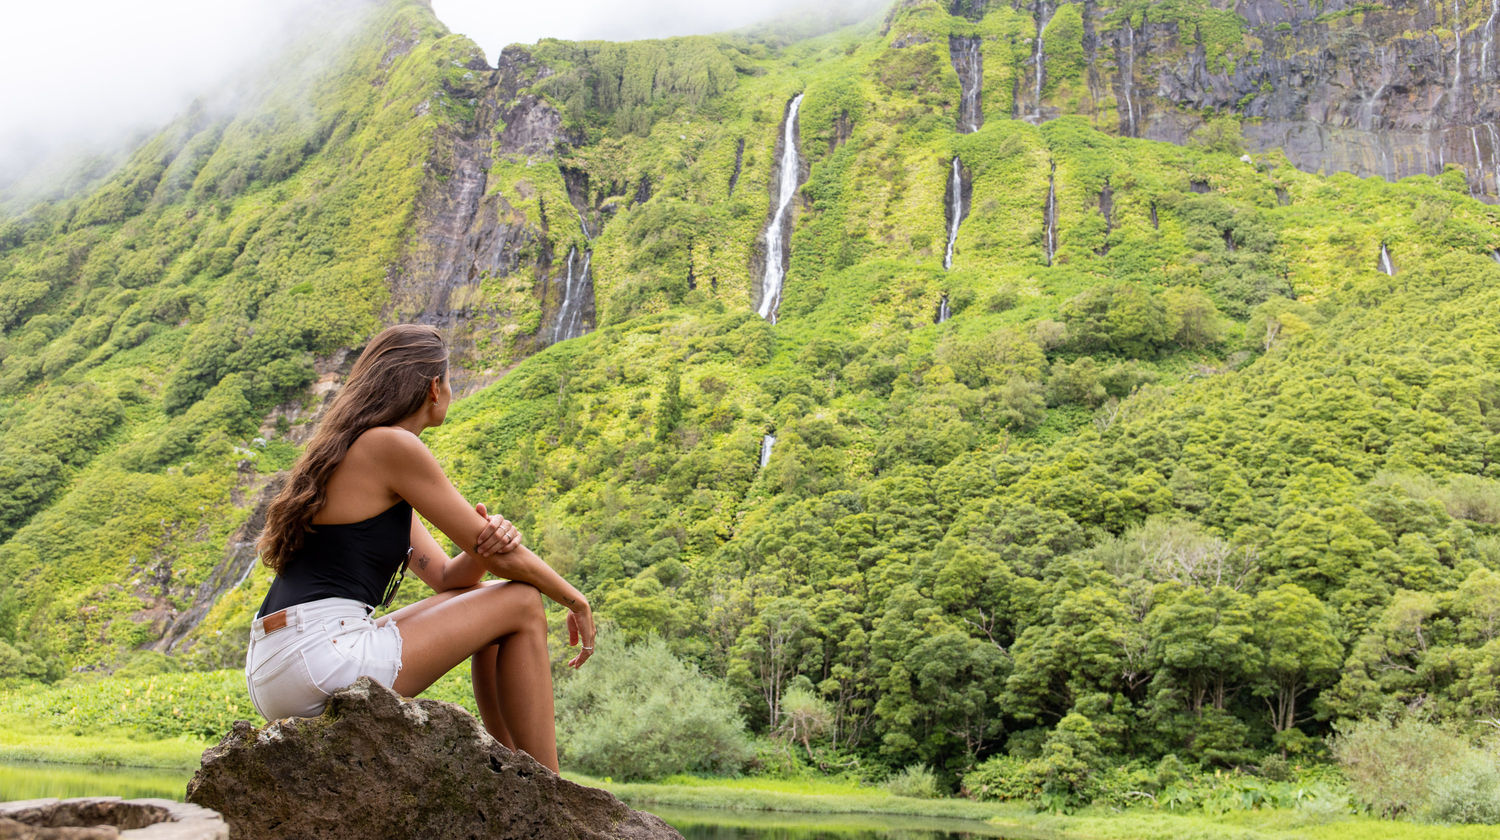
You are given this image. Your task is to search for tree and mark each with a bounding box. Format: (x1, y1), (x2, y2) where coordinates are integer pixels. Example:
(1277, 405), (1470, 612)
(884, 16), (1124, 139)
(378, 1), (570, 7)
(1145, 585), (1258, 715)
(654, 369), (682, 442)
(1250, 584), (1342, 747)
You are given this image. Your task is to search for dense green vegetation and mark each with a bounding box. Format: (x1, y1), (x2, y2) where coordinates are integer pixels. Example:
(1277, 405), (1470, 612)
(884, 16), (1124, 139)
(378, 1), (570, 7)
(2, 0), (1500, 830)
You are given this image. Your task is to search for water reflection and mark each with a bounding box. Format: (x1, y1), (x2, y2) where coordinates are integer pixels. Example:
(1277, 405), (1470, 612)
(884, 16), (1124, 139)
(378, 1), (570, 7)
(649, 804), (1023, 840)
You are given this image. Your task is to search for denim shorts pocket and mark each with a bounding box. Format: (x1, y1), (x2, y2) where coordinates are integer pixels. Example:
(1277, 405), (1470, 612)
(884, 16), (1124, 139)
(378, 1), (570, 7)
(323, 620), (401, 689)
(248, 647), (329, 720)
(303, 628), (363, 696)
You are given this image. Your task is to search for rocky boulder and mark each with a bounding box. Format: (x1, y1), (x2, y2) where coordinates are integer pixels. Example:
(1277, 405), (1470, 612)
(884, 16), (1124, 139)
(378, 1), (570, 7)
(185, 678), (682, 840)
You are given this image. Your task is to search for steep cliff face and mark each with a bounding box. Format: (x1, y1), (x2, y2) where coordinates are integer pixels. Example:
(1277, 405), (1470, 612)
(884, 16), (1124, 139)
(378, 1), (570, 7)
(1000, 0), (1500, 199)
(390, 45), (593, 392)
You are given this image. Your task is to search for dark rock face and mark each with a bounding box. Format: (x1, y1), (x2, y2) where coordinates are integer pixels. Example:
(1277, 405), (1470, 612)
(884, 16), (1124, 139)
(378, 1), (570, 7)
(1034, 0), (1500, 199)
(386, 43), (586, 391)
(386, 45), (504, 343)
(186, 678), (682, 840)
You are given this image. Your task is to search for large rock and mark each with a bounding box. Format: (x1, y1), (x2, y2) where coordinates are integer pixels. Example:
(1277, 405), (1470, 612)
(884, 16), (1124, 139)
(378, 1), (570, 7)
(185, 678), (682, 840)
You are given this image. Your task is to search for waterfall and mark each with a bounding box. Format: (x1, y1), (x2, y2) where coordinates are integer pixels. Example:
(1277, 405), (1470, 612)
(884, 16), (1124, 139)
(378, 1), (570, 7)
(965, 37), (981, 132)
(1484, 0), (1499, 76)
(230, 547), (257, 591)
(552, 246), (593, 343)
(1097, 179), (1114, 255)
(550, 191), (597, 345)
(1473, 126), (1486, 190)
(1454, 0), (1465, 90)
(1031, 2), (1054, 120)
(937, 294), (951, 324)
(1488, 123), (1500, 194)
(1044, 161), (1058, 266)
(1363, 83), (1386, 131)
(1122, 25), (1137, 137)
(759, 434), (777, 469)
(758, 93), (805, 323)
(1492, 249), (1500, 264)
(1379, 243), (1395, 276)
(944, 157), (966, 270)
(950, 36), (983, 133)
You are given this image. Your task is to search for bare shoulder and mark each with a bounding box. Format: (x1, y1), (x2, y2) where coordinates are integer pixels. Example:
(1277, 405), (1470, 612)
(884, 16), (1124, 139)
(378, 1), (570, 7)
(349, 426), (430, 463)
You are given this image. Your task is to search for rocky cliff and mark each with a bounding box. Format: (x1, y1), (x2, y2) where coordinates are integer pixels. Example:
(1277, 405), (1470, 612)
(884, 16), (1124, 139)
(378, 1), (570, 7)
(977, 0), (1500, 200)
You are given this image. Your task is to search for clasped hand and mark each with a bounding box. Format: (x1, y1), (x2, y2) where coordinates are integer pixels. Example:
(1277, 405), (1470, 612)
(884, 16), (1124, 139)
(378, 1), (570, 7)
(471, 502), (523, 556)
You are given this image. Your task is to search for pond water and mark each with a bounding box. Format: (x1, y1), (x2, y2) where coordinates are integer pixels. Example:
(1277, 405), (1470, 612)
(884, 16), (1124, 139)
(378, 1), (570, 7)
(0, 761), (1029, 839)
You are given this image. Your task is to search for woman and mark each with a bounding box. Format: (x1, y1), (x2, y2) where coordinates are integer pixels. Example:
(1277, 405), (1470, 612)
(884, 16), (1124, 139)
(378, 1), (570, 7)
(246, 324), (593, 773)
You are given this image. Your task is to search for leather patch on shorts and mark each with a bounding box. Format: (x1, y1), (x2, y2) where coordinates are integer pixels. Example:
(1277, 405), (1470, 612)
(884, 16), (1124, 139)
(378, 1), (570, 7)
(262, 610), (288, 634)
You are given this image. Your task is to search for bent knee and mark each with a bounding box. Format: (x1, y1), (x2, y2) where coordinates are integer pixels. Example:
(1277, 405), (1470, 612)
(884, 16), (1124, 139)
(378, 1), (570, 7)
(494, 581), (545, 620)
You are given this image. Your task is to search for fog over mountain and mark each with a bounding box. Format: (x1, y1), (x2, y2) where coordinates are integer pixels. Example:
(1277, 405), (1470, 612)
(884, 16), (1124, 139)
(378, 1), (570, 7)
(432, 0), (886, 52)
(0, 0), (883, 204)
(0, 1), (314, 191)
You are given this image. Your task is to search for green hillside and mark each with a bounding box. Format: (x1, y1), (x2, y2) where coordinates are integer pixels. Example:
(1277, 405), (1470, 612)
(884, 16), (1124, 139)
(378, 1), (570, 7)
(3, 0), (1500, 819)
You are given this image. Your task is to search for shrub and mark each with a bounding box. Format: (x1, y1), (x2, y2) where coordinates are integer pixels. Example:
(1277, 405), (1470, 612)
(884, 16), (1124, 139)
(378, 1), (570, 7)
(963, 754), (1033, 802)
(1259, 754), (1292, 782)
(555, 636), (751, 780)
(1330, 717), (1463, 818)
(986, 286), (1019, 312)
(883, 764), (939, 798)
(1425, 752), (1500, 824)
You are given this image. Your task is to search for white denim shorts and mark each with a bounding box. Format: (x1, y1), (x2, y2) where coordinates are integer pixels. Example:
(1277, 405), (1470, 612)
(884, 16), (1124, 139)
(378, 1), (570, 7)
(244, 597), (403, 720)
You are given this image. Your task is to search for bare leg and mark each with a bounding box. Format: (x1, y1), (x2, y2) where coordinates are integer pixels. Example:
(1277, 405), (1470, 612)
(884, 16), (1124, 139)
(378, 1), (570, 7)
(382, 580), (559, 771)
(471, 641), (515, 749)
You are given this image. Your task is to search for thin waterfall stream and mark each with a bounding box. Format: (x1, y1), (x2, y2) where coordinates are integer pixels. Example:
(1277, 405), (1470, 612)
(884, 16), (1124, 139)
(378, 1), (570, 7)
(758, 93), (805, 323)
(1044, 160), (1058, 265)
(1379, 243), (1396, 276)
(943, 157), (968, 270)
(1485, 0), (1500, 77)
(937, 294), (951, 324)
(1030, 2), (1054, 120)
(759, 434), (777, 469)
(949, 35), (983, 133)
(552, 247), (593, 344)
(552, 206), (595, 344)
(1454, 0), (1465, 90)
(1121, 25), (1137, 136)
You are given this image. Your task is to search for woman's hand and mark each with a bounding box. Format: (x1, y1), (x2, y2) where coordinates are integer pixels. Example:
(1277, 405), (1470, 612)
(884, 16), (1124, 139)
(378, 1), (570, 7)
(566, 602), (595, 669)
(472, 502), (522, 556)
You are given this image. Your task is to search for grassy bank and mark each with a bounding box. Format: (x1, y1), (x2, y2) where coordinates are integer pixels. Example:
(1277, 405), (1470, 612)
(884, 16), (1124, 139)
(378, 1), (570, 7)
(0, 721), (206, 769)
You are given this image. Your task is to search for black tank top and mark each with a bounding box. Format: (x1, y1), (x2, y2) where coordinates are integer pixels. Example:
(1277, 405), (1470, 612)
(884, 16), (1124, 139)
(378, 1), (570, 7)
(257, 500), (413, 616)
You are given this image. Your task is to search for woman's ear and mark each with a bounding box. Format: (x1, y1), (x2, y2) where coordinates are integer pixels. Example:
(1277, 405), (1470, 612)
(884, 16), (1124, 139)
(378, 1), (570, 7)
(429, 376), (442, 403)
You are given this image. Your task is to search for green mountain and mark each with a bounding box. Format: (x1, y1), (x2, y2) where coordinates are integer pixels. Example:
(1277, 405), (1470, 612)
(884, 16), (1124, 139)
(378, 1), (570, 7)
(4, 0), (1500, 784)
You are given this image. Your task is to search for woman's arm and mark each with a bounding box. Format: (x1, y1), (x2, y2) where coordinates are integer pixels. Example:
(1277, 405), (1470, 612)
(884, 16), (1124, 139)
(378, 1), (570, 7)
(374, 427), (586, 602)
(374, 426), (596, 666)
(405, 504), (517, 593)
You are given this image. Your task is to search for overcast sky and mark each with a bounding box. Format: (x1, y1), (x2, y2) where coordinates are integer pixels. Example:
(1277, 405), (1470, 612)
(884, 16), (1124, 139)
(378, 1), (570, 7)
(0, 0), (881, 190)
(432, 0), (881, 53)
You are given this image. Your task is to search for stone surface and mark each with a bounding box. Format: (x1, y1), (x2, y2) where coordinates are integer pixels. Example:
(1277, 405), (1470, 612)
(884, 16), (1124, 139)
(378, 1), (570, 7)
(990, 0), (1500, 200)
(186, 677), (683, 840)
(0, 798), (226, 840)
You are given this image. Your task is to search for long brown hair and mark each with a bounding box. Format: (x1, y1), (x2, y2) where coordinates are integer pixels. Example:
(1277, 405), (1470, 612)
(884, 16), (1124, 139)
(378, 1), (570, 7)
(257, 324), (448, 572)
